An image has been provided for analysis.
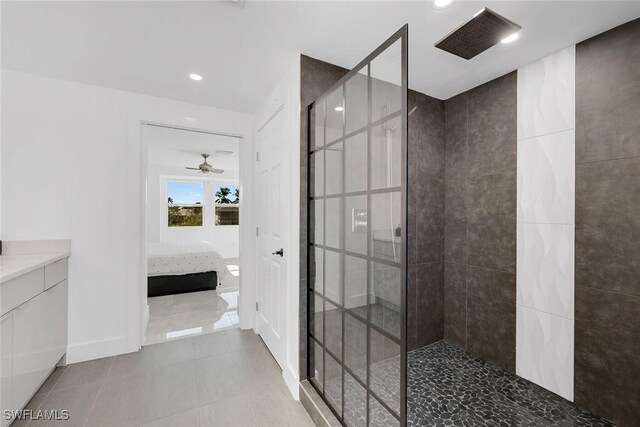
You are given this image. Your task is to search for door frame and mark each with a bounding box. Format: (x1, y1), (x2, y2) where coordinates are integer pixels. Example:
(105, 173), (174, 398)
(129, 117), (254, 353)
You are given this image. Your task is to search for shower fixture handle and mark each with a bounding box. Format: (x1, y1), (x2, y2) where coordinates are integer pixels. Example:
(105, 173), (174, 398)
(272, 248), (284, 257)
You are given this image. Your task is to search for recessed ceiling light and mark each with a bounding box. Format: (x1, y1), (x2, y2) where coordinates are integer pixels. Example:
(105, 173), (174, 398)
(433, 0), (455, 9)
(501, 32), (521, 44)
(189, 73), (203, 81)
(334, 106), (344, 112)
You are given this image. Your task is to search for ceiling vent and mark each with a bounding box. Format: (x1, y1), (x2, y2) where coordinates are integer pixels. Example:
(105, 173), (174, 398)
(435, 8), (521, 60)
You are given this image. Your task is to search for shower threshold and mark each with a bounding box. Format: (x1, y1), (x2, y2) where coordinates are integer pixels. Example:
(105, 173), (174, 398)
(407, 341), (613, 426)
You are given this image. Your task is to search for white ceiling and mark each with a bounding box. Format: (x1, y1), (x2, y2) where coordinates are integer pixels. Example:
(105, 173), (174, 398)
(3, 1), (640, 113)
(145, 124), (240, 180)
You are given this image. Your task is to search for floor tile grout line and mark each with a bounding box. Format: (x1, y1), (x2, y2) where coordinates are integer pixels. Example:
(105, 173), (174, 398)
(49, 357), (116, 394)
(81, 357), (115, 427)
(43, 365), (67, 394)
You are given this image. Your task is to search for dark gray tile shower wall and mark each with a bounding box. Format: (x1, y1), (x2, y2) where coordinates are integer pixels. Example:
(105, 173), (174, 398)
(442, 72), (517, 373)
(575, 18), (640, 427)
(407, 90), (445, 351)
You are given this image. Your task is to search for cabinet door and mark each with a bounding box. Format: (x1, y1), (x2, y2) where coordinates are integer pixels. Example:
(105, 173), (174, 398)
(1, 314), (13, 427)
(47, 280), (68, 361)
(12, 280), (67, 411)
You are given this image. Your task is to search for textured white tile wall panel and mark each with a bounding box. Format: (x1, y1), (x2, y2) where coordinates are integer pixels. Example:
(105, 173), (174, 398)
(516, 46), (576, 401)
(517, 223), (574, 318)
(517, 306), (574, 401)
(517, 130), (575, 224)
(517, 46), (575, 140)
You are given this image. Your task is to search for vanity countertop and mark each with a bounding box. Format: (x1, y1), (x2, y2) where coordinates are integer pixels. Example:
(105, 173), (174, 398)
(0, 252), (70, 284)
(0, 239), (71, 284)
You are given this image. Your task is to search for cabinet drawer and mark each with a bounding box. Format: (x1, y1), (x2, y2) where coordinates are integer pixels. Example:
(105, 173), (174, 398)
(1, 268), (44, 317)
(12, 280), (67, 412)
(45, 259), (68, 290)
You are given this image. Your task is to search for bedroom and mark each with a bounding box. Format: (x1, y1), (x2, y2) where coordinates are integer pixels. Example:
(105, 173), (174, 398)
(143, 123), (241, 345)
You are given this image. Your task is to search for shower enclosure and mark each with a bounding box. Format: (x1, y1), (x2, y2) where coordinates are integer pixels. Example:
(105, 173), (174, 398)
(306, 27), (408, 426)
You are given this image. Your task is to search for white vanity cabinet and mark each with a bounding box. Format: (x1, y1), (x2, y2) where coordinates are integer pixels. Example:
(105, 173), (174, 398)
(0, 255), (68, 427)
(1, 314), (13, 427)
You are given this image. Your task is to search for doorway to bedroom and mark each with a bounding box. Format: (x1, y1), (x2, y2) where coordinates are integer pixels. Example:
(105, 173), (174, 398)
(142, 123), (242, 346)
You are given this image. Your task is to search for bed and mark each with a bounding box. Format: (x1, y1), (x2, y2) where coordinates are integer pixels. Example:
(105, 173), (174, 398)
(147, 242), (230, 297)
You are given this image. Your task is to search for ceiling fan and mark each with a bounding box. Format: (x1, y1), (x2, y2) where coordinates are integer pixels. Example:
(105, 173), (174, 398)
(185, 153), (224, 174)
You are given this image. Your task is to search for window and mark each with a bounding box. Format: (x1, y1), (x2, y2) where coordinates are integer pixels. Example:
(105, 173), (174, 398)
(167, 181), (204, 227)
(215, 184), (239, 226)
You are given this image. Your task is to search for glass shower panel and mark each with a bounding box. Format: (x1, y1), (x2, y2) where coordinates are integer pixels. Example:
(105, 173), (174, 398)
(325, 352), (343, 413)
(310, 199), (323, 245)
(325, 300), (342, 358)
(312, 100), (326, 150)
(345, 195), (367, 255)
(326, 86), (344, 144)
(370, 396), (400, 427)
(325, 142), (344, 196)
(345, 68), (369, 134)
(311, 150), (324, 197)
(309, 246), (324, 294)
(370, 191), (401, 262)
(370, 262), (402, 339)
(371, 117), (402, 190)
(371, 39), (402, 123)
(308, 26), (407, 426)
(345, 132), (368, 193)
(344, 312), (367, 382)
(310, 291), (324, 343)
(310, 338), (323, 390)
(344, 371), (367, 427)
(370, 329), (401, 414)
(325, 197), (343, 250)
(324, 249), (342, 304)
(344, 255), (367, 310)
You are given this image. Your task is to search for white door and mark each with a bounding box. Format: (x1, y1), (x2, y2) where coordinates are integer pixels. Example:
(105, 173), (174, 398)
(255, 106), (288, 368)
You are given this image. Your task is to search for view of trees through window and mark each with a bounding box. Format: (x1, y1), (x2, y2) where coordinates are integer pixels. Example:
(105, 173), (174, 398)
(167, 181), (204, 227)
(215, 184), (240, 226)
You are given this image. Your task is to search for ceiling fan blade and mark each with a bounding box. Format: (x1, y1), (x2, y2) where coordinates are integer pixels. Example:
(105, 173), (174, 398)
(185, 167), (200, 170)
(211, 168), (225, 174)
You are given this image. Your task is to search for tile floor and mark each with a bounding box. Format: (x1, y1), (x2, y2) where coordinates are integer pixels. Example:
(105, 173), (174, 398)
(15, 329), (313, 427)
(145, 258), (240, 345)
(317, 340), (614, 426)
(407, 341), (613, 426)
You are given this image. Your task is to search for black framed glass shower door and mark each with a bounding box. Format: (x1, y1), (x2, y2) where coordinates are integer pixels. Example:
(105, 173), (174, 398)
(307, 26), (408, 426)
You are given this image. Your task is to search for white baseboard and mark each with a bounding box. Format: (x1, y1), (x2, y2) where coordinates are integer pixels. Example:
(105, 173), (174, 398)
(65, 336), (128, 364)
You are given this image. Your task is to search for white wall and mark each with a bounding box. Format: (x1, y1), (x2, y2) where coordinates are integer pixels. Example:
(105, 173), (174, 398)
(253, 58), (301, 399)
(145, 162), (240, 258)
(1, 70), (255, 363)
(516, 46), (576, 400)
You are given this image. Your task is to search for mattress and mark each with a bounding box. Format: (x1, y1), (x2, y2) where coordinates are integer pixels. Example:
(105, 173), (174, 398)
(147, 242), (230, 281)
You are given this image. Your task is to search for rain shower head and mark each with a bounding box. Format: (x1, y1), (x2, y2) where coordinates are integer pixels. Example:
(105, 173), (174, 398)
(434, 8), (521, 60)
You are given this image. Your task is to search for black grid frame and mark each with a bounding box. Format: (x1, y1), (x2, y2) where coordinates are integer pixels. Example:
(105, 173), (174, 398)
(306, 25), (408, 426)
